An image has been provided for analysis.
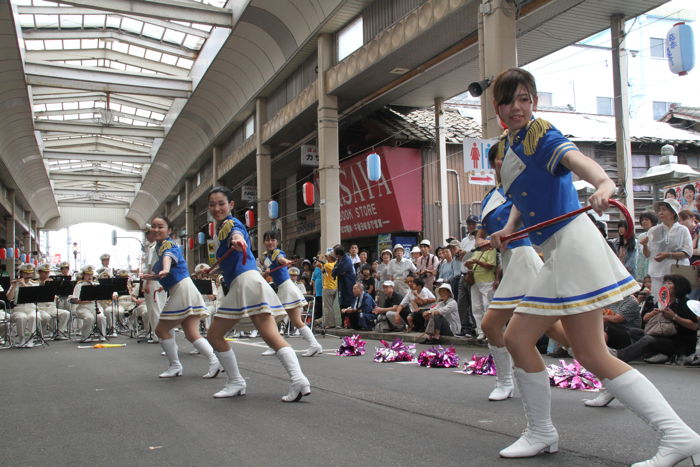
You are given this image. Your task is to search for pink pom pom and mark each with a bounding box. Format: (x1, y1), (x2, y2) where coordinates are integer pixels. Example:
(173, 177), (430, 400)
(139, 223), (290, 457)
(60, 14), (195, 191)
(336, 334), (366, 356)
(373, 338), (416, 363)
(417, 346), (460, 368)
(463, 353), (497, 376)
(545, 359), (601, 391)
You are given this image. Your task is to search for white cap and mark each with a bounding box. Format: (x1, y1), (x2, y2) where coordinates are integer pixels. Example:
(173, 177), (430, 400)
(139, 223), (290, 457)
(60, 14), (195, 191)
(100, 253), (111, 260)
(289, 267), (300, 275)
(382, 280), (395, 288)
(419, 239), (431, 246)
(410, 246), (421, 254)
(18, 263), (35, 274)
(687, 300), (700, 317)
(654, 198), (681, 217)
(37, 263), (51, 273)
(392, 244), (404, 251)
(59, 261), (70, 269)
(81, 265), (95, 275)
(194, 263), (210, 273)
(381, 249), (393, 257)
(437, 283), (453, 296)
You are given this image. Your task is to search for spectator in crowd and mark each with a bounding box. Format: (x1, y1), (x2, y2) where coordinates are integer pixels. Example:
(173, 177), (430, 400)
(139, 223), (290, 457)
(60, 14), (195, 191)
(610, 220), (637, 276)
(682, 183), (696, 209)
(665, 188), (678, 200)
(321, 253), (338, 328)
(466, 244), (497, 340)
(376, 249), (393, 305)
(373, 280), (405, 332)
(386, 244), (416, 296)
(603, 294), (643, 349)
(679, 209), (700, 263)
(460, 216), (479, 253)
(635, 211), (658, 281)
(409, 246), (421, 265)
(640, 198), (692, 300)
(416, 239), (440, 291)
(399, 276), (436, 333)
(288, 267), (307, 296)
(437, 244), (460, 288)
(358, 265), (376, 299)
(458, 217), (479, 336)
(695, 193), (700, 213)
(421, 283), (460, 344)
(300, 259), (313, 294)
(348, 244), (361, 274)
(333, 244), (356, 325)
(311, 256), (324, 324)
(342, 283), (376, 330)
(356, 250), (369, 278)
(614, 275), (698, 366)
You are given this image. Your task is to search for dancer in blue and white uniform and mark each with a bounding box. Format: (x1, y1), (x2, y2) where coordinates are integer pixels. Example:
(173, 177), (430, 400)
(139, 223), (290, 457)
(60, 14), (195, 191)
(490, 67), (700, 465)
(259, 230), (322, 357)
(205, 186), (311, 402)
(149, 217), (221, 380)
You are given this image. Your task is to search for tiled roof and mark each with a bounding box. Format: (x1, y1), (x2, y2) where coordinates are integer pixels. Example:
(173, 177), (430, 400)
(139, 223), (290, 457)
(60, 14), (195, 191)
(374, 106), (482, 143)
(660, 106), (700, 124)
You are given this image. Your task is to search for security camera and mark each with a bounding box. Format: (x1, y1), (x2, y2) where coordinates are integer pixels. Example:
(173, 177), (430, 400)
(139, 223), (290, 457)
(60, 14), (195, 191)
(468, 79), (491, 97)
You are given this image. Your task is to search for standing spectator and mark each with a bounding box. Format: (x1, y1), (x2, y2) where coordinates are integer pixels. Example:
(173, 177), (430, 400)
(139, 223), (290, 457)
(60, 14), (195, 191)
(460, 216), (479, 253)
(635, 211), (658, 281)
(682, 183), (696, 209)
(610, 220), (637, 276)
(641, 198), (692, 300)
(300, 260), (313, 294)
(356, 250), (369, 278)
(416, 239), (439, 291)
(321, 253), (338, 328)
(437, 245), (459, 286)
(358, 265), (376, 299)
(332, 244), (356, 326)
(376, 249), (393, 305)
(695, 193), (700, 213)
(466, 244), (497, 340)
(348, 244), (361, 274)
(409, 246), (421, 265)
(386, 244), (416, 296)
(342, 283), (376, 330)
(679, 209), (700, 263)
(311, 257), (323, 323)
(458, 216), (479, 336)
(373, 280), (405, 332)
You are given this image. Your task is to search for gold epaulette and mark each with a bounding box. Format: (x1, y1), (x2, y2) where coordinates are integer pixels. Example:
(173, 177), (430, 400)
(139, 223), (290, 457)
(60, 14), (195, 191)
(218, 219), (234, 241)
(523, 118), (552, 156)
(270, 249), (281, 262)
(158, 240), (174, 256)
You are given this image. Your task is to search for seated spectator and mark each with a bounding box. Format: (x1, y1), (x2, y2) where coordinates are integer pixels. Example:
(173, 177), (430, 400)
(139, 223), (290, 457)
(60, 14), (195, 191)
(615, 274), (698, 364)
(358, 265), (376, 299)
(603, 294), (643, 349)
(373, 280), (405, 332)
(288, 267), (307, 296)
(342, 283), (376, 330)
(421, 283), (459, 344)
(398, 276), (436, 333)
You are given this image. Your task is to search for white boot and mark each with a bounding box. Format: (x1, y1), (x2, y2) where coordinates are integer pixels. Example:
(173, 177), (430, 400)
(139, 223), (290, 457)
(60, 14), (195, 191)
(488, 344), (514, 401)
(605, 369), (700, 467)
(299, 326), (322, 357)
(499, 368), (558, 458)
(213, 349), (247, 398)
(261, 347), (276, 356)
(158, 337), (183, 378)
(277, 346), (310, 402)
(584, 388), (615, 407)
(192, 337), (222, 379)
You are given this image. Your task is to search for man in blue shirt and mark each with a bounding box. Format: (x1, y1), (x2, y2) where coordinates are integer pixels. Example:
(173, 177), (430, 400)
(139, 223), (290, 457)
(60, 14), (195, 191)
(342, 283), (377, 330)
(332, 244), (355, 325)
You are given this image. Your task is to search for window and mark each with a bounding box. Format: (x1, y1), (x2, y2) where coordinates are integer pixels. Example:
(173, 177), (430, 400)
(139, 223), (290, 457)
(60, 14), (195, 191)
(650, 37), (665, 58)
(337, 17), (363, 61)
(244, 115), (255, 140)
(597, 97), (613, 116)
(537, 92), (552, 107)
(653, 101), (677, 120)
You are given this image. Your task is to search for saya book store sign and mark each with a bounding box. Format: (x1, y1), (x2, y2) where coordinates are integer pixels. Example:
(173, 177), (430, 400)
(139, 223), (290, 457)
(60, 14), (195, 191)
(339, 146), (422, 239)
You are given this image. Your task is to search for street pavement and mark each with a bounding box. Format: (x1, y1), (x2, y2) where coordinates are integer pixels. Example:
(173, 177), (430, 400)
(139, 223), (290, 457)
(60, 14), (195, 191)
(2, 332), (699, 466)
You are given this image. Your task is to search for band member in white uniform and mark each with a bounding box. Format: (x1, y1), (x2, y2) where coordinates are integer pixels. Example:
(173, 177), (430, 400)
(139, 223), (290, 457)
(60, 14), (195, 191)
(206, 186), (310, 401)
(6, 263), (39, 347)
(56, 261), (74, 313)
(143, 228), (164, 343)
(36, 263), (70, 339)
(71, 265), (107, 341)
(98, 254), (113, 278)
(148, 216), (221, 380)
(259, 230), (322, 357)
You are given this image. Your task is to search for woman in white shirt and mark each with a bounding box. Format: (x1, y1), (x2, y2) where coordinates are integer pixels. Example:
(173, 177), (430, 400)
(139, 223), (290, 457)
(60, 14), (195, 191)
(640, 199), (692, 301)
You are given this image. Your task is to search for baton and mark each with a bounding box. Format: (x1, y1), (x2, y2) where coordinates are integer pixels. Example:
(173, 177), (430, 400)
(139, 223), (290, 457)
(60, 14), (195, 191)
(501, 199), (633, 244)
(205, 241), (248, 274)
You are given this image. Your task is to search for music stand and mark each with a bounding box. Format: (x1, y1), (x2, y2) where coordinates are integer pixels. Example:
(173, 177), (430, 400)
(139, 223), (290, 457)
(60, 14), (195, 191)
(16, 285), (56, 348)
(99, 278), (129, 337)
(78, 284), (115, 343)
(53, 278), (75, 340)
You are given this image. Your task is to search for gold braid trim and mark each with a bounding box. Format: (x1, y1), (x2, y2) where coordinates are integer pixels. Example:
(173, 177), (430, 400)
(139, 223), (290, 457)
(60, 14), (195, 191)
(522, 118), (551, 156)
(218, 219), (234, 241)
(270, 249), (281, 262)
(496, 131), (508, 162)
(158, 240), (174, 256)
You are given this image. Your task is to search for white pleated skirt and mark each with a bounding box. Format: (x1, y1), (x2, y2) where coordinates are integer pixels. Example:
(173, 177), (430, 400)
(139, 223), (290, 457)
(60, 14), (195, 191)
(515, 214), (640, 316)
(277, 279), (308, 311)
(489, 245), (543, 310)
(159, 277), (208, 321)
(216, 270), (287, 330)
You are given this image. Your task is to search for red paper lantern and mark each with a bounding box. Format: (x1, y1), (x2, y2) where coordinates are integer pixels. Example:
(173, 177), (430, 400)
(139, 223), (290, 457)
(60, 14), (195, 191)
(34, 259), (38, 266)
(208, 222), (215, 238)
(0, 249), (5, 260)
(245, 210), (255, 228)
(188, 237), (195, 250)
(302, 182), (315, 206)
(14, 249), (20, 259)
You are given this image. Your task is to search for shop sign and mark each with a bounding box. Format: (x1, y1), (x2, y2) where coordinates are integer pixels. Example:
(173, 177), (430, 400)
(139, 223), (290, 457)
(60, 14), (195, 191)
(301, 144), (319, 167)
(241, 185), (257, 201)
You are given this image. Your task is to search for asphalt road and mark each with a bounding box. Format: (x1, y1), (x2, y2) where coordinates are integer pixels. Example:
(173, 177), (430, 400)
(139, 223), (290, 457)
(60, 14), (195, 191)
(2, 332), (699, 466)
